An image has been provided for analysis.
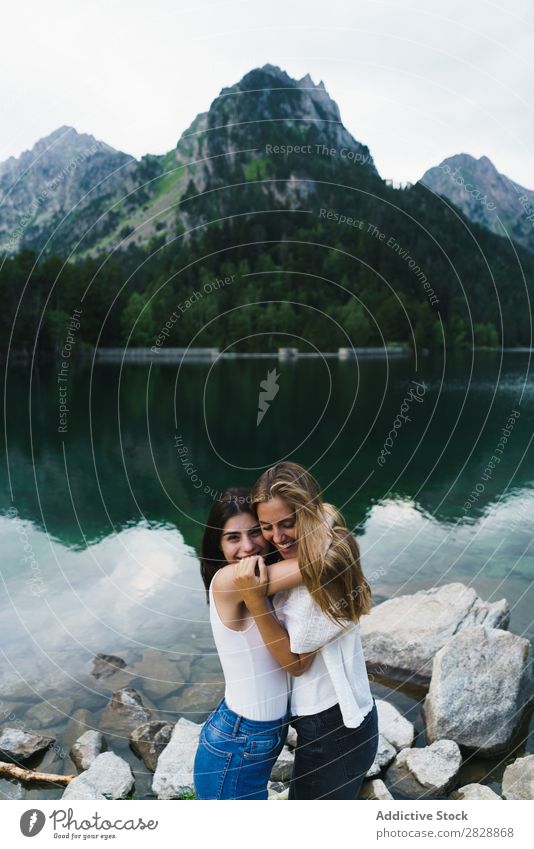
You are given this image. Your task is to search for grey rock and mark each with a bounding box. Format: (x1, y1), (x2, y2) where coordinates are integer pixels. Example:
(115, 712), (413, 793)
(268, 781), (289, 800)
(359, 779), (394, 800)
(360, 583), (510, 687)
(129, 649), (186, 700)
(62, 751), (134, 800)
(161, 684), (223, 722)
(366, 734), (397, 778)
(376, 700), (415, 750)
(62, 709), (94, 755)
(26, 696), (74, 728)
(152, 718), (202, 799)
(70, 730), (106, 772)
(91, 653), (127, 679)
(0, 728), (55, 763)
(423, 627), (534, 754)
(286, 725), (298, 749)
(270, 747), (294, 782)
(129, 721), (174, 772)
(502, 755), (534, 800)
(100, 688), (152, 735)
(451, 783), (501, 800)
(386, 740), (462, 798)
(0, 778), (25, 799)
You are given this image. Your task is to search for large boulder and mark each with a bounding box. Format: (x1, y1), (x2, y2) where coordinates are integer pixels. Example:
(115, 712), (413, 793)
(502, 755), (534, 800)
(0, 728), (55, 763)
(62, 752), (134, 800)
(360, 583), (509, 687)
(385, 740), (462, 798)
(130, 721), (174, 772)
(152, 718), (202, 799)
(423, 627), (534, 754)
(70, 730), (107, 772)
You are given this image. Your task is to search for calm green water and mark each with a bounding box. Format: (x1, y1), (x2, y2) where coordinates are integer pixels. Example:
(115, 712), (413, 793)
(0, 350), (533, 798)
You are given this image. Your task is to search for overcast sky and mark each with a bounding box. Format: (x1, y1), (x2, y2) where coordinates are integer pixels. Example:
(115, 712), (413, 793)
(1, 0), (532, 186)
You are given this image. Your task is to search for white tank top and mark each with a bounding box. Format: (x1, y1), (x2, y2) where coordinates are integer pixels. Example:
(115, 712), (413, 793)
(208, 580), (289, 721)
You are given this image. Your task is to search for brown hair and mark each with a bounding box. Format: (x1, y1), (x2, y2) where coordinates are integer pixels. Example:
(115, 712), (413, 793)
(251, 462), (371, 624)
(200, 488), (254, 602)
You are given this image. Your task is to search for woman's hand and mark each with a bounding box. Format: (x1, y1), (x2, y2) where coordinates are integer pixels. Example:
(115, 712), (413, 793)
(233, 556), (268, 612)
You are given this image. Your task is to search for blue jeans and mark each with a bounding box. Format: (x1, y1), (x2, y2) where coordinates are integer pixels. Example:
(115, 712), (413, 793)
(288, 699), (379, 799)
(193, 698), (289, 799)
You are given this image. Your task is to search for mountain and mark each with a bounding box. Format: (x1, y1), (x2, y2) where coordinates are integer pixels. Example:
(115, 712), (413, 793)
(0, 126), (137, 255)
(1, 65), (533, 355)
(420, 154), (534, 254)
(0, 65), (377, 258)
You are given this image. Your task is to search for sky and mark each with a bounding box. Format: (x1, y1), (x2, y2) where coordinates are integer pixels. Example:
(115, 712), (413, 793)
(1, 0), (533, 187)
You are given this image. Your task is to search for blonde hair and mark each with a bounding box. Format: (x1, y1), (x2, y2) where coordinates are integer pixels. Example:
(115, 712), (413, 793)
(251, 462), (372, 624)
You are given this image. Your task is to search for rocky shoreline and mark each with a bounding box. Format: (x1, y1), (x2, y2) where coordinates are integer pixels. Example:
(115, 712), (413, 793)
(1, 582), (533, 800)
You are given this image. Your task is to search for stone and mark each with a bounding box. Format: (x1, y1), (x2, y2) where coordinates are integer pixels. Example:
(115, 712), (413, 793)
(386, 740), (462, 798)
(62, 751), (134, 800)
(270, 746), (294, 782)
(0, 728), (56, 763)
(152, 718), (202, 799)
(423, 627), (534, 754)
(130, 649), (186, 700)
(376, 700), (415, 750)
(192, 653), (224, 679)
(162, 684), (223, 722)
(359, 779), (394, 800)
(100, 688), (152, 735)
(25, 697), (74, 729)
(502, 755), (534, 800)
(62, 709), (94, 754)
(268, 781), (290, 799)
(286, 725), (298, 749)
(366, 734), (397, 778)
(0, 778), (25, 799)
(451, 783), (501, 800)
(70, 730), (107, 772)
(91, 653), (127, 679)
(360, 583), (510, 687)
(129, 721), (174, 772)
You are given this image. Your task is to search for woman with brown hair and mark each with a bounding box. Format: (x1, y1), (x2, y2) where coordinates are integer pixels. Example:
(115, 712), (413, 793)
(193, 487), (314, 800)
(233, 462), (379, 800)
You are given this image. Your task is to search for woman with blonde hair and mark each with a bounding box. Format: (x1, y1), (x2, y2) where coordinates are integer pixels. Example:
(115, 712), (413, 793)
(233, 462), (379, 800)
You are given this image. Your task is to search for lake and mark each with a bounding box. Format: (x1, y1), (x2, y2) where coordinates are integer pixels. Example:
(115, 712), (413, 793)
(0, 349), (533, 798)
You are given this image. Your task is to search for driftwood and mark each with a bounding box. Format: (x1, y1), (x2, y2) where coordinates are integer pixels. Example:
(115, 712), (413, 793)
(0, 761), (75, 785)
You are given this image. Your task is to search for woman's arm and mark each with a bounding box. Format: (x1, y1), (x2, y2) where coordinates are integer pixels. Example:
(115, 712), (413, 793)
(213, 555), (302, 601)
(233, 558), (315, 677)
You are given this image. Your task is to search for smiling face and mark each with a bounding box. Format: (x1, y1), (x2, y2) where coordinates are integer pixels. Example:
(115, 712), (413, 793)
(257, 496), (298, 559)
(219, 513), (270, 564)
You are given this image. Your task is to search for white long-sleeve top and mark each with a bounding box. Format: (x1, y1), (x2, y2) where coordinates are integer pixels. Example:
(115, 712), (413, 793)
(273, 583), (374, 728)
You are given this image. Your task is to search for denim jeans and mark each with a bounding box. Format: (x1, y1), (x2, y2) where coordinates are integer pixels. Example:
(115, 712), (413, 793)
(193, 698), (289, 799)
(288, 699), (379, 799)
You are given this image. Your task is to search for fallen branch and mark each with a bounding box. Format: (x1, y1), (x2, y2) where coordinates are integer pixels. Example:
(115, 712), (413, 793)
(0, 761), (75, 785)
